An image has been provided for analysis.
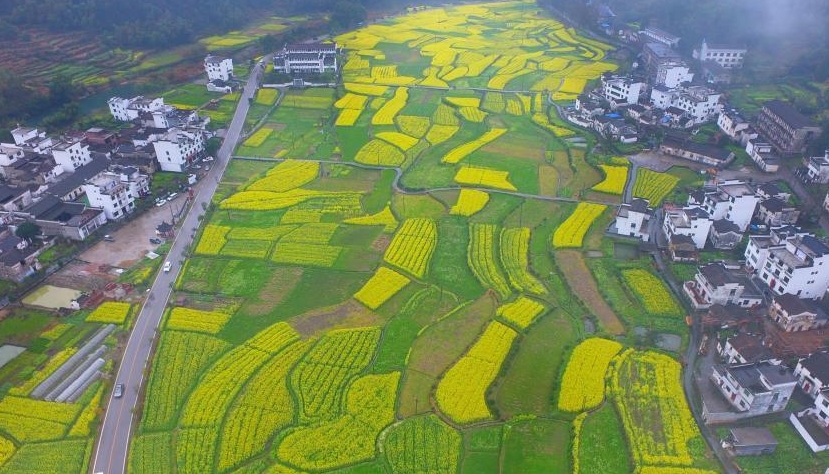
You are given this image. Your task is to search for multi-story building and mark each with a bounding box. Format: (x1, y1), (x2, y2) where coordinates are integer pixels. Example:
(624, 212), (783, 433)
(663, 206), (712, 249)
(794, 352), (829, 397)
(655, 60), (694, 88)
(769, 294), (827, 333)
(82, 172), (139, 220)
(756, 198), (800, 227)
(790, 390), (829, 452)
(611, 198), (651, 241)
(273, 43), (338, 75)
(638, 27), (680, 48)
(151, 128), (205, 172)
(710, 219), (742, 250)
(719, 333), (774, 365)
(684, 263), (763, 309)
(744, 226), (801, 272)
(755, 100), (821, 155)
(641, 42), (682, 81)
(752, 233), (829, 299)
(204, 54), (234, 82)
(600, 75), (646, 106)
(745, 139), (780, 173)
(709, 362), (796, 417)
(804, 151), (829, 184)
(108, 96), (165, 122)
(688, 180), (758, 232)
(650, 85), (722, 125)
(0, 144), (25, 167)
(693, 39), (747, 69)
(718, 108), (750, 141)
(50, 137), (92, 173)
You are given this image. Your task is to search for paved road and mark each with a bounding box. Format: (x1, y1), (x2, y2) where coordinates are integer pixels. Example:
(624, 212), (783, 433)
(90, 61), (263, 474)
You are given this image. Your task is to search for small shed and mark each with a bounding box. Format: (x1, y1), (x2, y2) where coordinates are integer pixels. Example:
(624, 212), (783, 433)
(722, 427), (778, 456)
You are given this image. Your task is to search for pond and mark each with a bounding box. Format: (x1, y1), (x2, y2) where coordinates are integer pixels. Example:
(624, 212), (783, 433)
(22, 285), (82, 309)
(613, 242), (640, 260)
(0, 345), (25, 370)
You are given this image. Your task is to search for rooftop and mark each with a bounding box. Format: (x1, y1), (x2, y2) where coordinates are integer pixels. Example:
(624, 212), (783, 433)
(713, 219), (741, 234)
(763, 100), (816, 130)
(729, 427), (777, 447)
(799, 352), (829, 383)
(700, 263), (741, 287)
(727, 333), (772, 363)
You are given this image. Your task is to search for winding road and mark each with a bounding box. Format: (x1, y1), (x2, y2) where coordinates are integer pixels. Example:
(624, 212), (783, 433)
(90, 61), (263, 474)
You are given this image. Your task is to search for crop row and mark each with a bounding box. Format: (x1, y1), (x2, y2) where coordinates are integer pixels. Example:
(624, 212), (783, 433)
(497, 296), (546, 329)
(499, 227), (546, 295)
(276, 373), (399, 471)
(343, 205), (399, 232)
(281, 223), (340, 245)
(141, 331), (230, 430)
(450, 189), (489, 216)
(632, 169), (680, 206)
(195, 225), (231, 255)
(376, 131), (420, 151)
(86, 301), (132, 324)
(552, 202), (607, 248)
(396, 115), (431, 138)
(247, 160), (320, 193)
(344, 82), (388, 96)
(557, 338), (623, 412)
(130, 432), (172, 474)
(622, 269), (683, 316)
(442, 128), (506, 164)
(425, 124), (460, 145)
(432, 104), (460, 126)
(612, 350), (702, 468)
(435, 321), (517, 424)
(384, 218), (437, 278)
(354, 138), (406, 166)
(336, 108), (362, 126)
(270, 242), (343, 267)
(291, 327), (380, 421)
(166, 307), (232, 334)
(383, 415), (462, 473)
(242, 127), (272, 148)
(373, 87), (408, 125)
(354, 266), (411, 310)
(217, 340), (311, 471)
(467, 223), (511, 298)
(334, 92), (368, 110)
(592, 164), (629, 195)
(454, 166), (517, 191)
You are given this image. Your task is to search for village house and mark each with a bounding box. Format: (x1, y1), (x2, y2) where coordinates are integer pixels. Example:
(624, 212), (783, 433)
(82, 167), (148, 221)
(688, 180), (758, 232)
(751, 233), (829, 300)
(755, 100), (821, 156)
(610, 198), (651, 241)
(794, 352), (829, 397)
(755, 182), (791, 202)
(0, 143), (25, 168)
(108, 96), (165, 123)
(650, 86), (722, 125)
(707, 361), (796, 421)
(273, 43), (338, 75)
(684, 263), (763, 310)
(641, 42), (682, 83)
(790, 391), (829, 452)
(655, 60), (695, 88)
(756, 198), (800, 227)
(768, 293), (828, 332)
(804, 151), (829, 184)
(702, 304), (758, 330)
(638, 26), (680, 48)
(669, 234), (699, 262)
(659, 139), (734, 167)
(45, 156), (109, 202)
(744, 226), (801, 272)
(721, 427), (778, 456)
(50, 137), (92, 173)
(151, 128), (205, 173)
(17, 196), (106, 241)
(718, 108), (750, 142)
(710, 219), (742, 250)
(0, 185), (33, 212)
(600, 75), (646, 105)
(701, 60), (733, 85)
(693, 39), (747, 69)
(719, 333), (775, 365)
(204, 54), (233, 82)
(0, 228), (39, 282)
(663, 206), (712, 249)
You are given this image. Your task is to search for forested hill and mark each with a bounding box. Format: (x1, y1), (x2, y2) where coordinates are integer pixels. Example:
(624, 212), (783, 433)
(0, 0), (395, 48)
(544, 0), (829, 80)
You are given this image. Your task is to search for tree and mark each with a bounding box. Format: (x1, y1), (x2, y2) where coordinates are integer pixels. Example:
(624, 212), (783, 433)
(15, 222), (40, 242)
(330, 0), (367, 30)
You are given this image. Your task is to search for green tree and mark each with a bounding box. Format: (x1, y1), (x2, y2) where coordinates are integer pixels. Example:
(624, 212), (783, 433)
(15, 222), (40, 242)
(330, 0), (367, 30)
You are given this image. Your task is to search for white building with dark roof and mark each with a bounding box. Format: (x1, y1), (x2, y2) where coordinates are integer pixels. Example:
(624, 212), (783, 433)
(638, 27), (680, 48)
(689, 180), (758, 232)
(709, 362), (796, 419)
(769, 294), (827, 333)
(693, 39), (747, 69)
(108, 96), (165, 122)
(719, 333), (774, 365)
(663, 206), (713, 249)
(794, 352), (829, 398)
(684, 262), (763, 309)
(600, 75), (646, 106)
(204, 54), (234, 82)
(611, 198), (651, 241)
(718, 109), (749, 141)
(50, 137), (92, 173)
(756, 198), (800, 227)
(751, 233), (829, 299)
(152, 128), (205, 172)
(273, 42), (338, 75)
(805, 151), (829, 184)
(745, 139), (780, 173)
(756, 100), (821, 155)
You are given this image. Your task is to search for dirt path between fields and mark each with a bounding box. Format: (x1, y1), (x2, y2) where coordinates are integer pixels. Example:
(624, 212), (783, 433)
(554, 250), (624, 335)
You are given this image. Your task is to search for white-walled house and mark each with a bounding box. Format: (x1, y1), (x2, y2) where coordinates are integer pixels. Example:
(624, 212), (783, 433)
(794, 352), (829, 398)
(108, 96), (165, 122)
(650, 85), (721, 125)
(663, 206), (713, 249)
(684, 262), (763, 309)
(50, 138), (92, 173)
(0, 144), (25, 167)
(718, 109), (749, 141)
(152, 128), (205, 172)
(805, 151), (829, 184)
(753, 234), (829, 300)
(204, 55), (233, 82)
(709, 362), (795, 417)
(611, 198), (651, 241)
(273, 43), (338, 75)
(83, 170), (149, 220)
(790, 390), (829, 452)
(692, 180), (758, 232)
(720, 333), (774, 365)
(601, 75), (646, 105)
(693, 39), (747, 69)
(745, 139), (780, 173)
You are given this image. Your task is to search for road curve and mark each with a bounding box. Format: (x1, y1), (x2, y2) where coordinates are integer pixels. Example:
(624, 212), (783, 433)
(90, 61), (263, 474)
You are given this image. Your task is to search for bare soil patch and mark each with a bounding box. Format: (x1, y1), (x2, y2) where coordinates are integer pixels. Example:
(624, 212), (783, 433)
(554, 250), (624, 335)
(291, 300), (381, 337)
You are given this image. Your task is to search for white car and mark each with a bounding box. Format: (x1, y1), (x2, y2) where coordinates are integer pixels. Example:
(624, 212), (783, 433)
(163, 261), (172, 272)
(155, 198), (167, 207)
(168, 192), (178, 200)
(113, 383), (124, 398)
